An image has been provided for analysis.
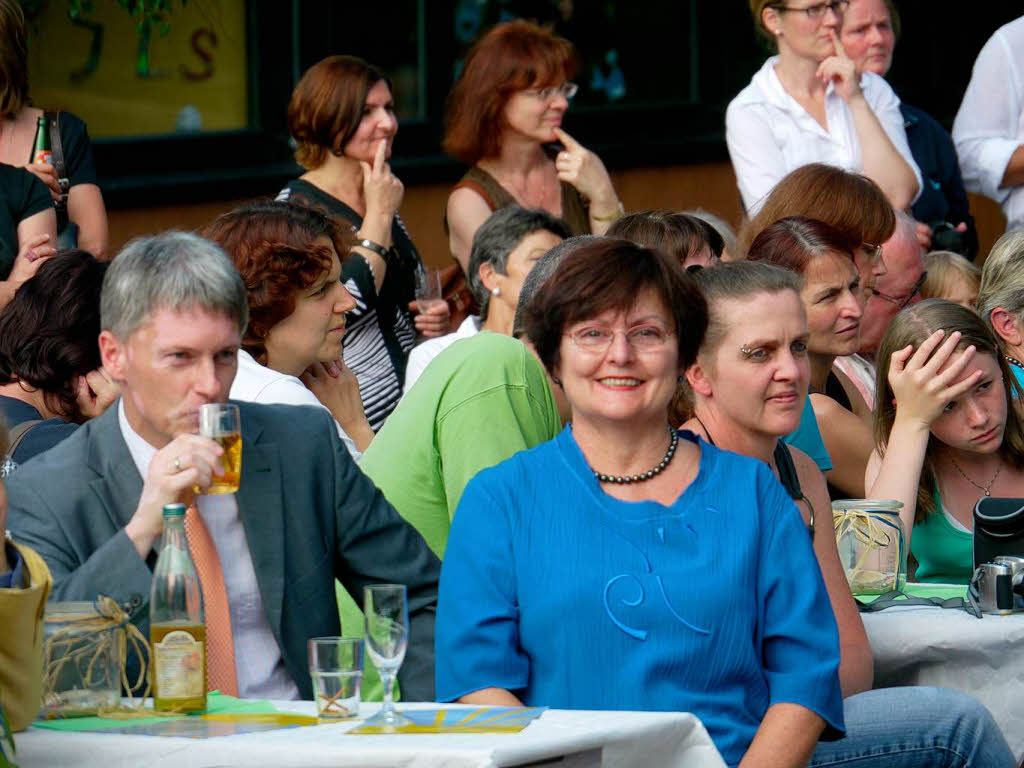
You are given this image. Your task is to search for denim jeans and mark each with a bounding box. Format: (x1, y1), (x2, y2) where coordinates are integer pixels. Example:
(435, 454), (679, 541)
(810, 687), (1015, 768)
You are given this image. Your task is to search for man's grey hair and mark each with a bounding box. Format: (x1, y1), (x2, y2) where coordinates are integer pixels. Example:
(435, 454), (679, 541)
(101, 231), (249, 339)
(467, 207), (571, 320)
(512, 235), (598, 338)
(978, 229), (1024, 336)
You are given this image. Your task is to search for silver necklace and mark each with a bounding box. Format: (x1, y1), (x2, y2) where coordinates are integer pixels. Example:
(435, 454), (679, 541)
(950, 455), (1003, 496)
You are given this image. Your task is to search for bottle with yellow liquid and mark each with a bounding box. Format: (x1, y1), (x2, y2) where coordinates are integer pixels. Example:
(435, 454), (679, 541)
(150, 503), (207, 712)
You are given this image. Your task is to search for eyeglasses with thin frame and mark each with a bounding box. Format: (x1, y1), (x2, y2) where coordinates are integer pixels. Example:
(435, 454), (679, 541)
(771, 0), (848, 20)
(868, 271), (928, 311)
(525, 82), (579, 102)
(566, 324), (674, 354)
(860, 241), (883, 264)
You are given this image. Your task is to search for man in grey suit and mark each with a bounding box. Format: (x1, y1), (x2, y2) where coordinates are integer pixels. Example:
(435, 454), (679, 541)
(6, 232), (440, 701)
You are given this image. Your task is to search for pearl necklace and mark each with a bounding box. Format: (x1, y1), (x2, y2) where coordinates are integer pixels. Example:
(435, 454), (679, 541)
(591, 425), (679, 484)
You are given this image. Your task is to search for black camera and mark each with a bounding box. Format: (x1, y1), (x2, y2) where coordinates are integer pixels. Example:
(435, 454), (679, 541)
(930, 221), (969, 257)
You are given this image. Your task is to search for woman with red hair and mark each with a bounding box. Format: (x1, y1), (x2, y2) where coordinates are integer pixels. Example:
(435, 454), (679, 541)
(444, 19), (622, 272)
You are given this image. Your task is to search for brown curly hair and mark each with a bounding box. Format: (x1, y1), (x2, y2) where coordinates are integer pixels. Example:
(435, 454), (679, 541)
(201, 201), (353, 364)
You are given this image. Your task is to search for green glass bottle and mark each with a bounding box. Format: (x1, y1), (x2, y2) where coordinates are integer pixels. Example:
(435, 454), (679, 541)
(30, 115), (51, 165)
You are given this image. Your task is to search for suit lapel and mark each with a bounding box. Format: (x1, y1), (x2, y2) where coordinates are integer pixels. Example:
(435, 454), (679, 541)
(234, 411), (285, 642)
(87, 404), (144, 533)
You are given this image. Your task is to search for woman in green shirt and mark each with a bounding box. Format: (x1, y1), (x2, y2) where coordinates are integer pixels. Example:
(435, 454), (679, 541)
(867, 299), (1024, 583)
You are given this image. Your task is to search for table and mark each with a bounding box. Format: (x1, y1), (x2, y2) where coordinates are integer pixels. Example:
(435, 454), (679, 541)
(863, 604), (1024, 760)
(15, 701), (726, 768)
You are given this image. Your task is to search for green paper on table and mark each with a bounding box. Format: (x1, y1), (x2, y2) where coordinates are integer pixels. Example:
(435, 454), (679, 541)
(32, 693), (317, 738)
(348, 707), (546, 735)
(855, 582), (968, 603)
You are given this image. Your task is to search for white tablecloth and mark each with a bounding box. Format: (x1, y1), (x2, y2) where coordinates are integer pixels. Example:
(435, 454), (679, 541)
(15, 701), (726, 768)
(863, 604), (1024, 760)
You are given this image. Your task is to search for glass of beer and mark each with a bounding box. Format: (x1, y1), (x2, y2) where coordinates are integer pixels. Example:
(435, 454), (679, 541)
(198, 403), (241, 494)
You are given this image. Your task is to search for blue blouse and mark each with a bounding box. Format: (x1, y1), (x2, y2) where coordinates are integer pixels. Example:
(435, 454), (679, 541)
(436, 426), (844, 767)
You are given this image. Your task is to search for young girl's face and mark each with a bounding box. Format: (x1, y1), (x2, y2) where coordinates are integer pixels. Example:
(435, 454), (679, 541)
(930, 351), (1007, 455)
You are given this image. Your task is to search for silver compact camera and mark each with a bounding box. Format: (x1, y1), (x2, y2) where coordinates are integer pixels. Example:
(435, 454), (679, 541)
(971, 558), (1024, 615)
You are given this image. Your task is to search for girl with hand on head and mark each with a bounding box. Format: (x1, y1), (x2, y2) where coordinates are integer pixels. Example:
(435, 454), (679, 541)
(280, 56), (446, 430)
(867, 299), (1024, 585)
(443, 19), (622, 273)
(727, 0), (919, 214)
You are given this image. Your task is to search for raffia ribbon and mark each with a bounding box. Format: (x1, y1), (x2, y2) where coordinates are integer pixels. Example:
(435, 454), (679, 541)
(833, 509), (903, 589)
(42, 595), (151, 719)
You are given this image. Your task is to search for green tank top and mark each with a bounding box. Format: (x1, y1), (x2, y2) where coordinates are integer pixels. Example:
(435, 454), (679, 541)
(911, 490), (973, 584)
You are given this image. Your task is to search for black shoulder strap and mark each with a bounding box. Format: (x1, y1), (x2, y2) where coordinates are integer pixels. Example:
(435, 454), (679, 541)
(774, 441), (815, 538)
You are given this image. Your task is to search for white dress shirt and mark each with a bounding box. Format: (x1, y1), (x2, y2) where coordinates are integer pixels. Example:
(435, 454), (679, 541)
(118, 400), (301, 700)
(953, 16), (1024, 231)
(229, 350), (361, 462)
(726, 55), (922, 214)
(402, 315), (481, 393)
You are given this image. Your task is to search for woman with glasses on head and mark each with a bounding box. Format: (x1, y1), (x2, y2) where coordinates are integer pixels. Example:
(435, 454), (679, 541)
(443, 19), (623, 273)
(868, 300), (1024, 587)
(437, 238), (847, 767)
(727, 0), (920, 215)
(748, 216), (874, 499)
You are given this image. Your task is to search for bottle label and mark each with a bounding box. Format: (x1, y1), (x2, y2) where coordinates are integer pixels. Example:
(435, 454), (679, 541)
(153, 630), (205, 699)
(32, 150), (52, 165)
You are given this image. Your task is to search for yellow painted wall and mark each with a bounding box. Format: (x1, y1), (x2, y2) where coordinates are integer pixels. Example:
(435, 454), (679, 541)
(29, 0), (247, 137)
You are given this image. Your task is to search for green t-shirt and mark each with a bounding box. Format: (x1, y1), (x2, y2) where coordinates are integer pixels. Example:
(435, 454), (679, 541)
(912, 495), (973, 584)
(360, 331), (562, 558)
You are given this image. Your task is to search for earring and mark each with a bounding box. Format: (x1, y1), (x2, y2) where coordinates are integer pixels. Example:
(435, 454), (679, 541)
(491, 286), (501, 297)
(677, 375), (685, 383)
(774, 28), (782, 36)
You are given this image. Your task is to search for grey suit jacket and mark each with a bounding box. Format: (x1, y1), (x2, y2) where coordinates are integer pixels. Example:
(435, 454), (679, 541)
(6, 400), (440, 701)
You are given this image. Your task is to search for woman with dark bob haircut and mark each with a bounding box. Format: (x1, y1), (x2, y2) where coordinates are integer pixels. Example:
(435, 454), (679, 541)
(202, 200), (373, 457)
(0, 249), (118, 472)
(279, 55), (447, 431)
(443, 19), (622, 272)
(608, 209), (723, 271)
(435, 239), (846, 767)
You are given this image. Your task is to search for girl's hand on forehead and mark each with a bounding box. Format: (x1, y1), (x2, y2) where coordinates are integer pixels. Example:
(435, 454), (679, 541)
(888, 329), (984, 428)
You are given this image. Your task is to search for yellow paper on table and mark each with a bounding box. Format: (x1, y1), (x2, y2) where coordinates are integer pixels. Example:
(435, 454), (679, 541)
(347, 707), (546, 735)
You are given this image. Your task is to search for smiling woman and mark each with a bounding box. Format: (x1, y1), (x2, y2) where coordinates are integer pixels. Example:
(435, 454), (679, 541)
(435, 239), (849, 766)
(202, 201), (372, 457)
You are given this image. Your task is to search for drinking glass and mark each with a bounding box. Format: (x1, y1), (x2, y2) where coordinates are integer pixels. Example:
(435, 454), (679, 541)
(307, 637), (362, 719)
(199, 403), (241, 494)
(362, 584), (410, 728)
(415, 267), (446, 315)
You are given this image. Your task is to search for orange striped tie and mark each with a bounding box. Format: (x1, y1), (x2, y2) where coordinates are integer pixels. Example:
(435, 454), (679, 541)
(184, 504), (239, 696)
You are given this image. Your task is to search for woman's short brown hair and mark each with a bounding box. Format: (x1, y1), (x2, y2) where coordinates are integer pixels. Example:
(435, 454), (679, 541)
(739, 164), (896, 255)
(747, 215), (859, 275)
(608, 210), (724, 267)
(0, 0), (28, 118)
(443, 19), (577, 166)
(201, 201), (353, 363)
(873, 299), (1024, 522)
(287, 55), (391, 171)
(522, 238), (708, 377)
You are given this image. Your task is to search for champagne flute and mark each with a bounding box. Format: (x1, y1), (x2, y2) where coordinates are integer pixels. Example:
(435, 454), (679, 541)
(363, 584), (410, 728)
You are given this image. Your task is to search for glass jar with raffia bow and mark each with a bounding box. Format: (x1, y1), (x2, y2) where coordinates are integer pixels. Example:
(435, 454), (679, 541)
(833, 500), (908, 595)
(42, 596), (150, 719)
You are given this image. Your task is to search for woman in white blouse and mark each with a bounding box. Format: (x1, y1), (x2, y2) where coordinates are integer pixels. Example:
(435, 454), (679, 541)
(727, 0), (920, 215)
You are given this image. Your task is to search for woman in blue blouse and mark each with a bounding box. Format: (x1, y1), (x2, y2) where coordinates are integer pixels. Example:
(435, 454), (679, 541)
(436, 239), (845, 767)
